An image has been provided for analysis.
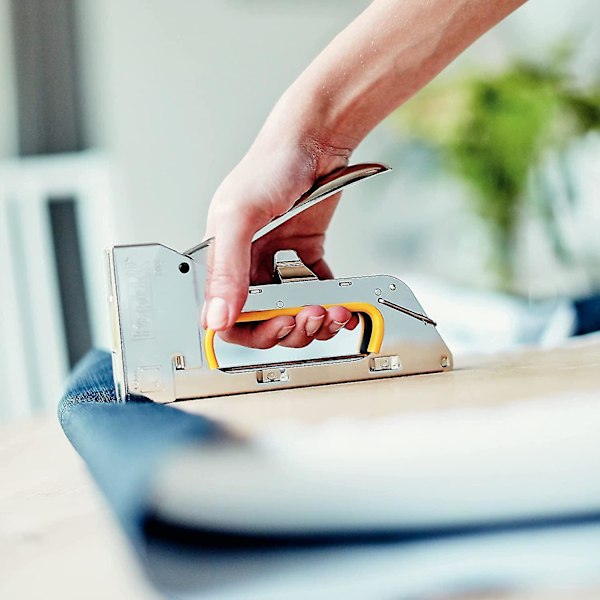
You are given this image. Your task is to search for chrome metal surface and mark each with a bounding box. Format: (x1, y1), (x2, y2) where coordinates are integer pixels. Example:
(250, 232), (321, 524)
(370, 355), (401, 372)
(107, 242), (453, 403)
(173, 354), (186, 370)
(257, 368), (289, 384)
(184, 162), (390, 258)
(377, 297), (437, 327)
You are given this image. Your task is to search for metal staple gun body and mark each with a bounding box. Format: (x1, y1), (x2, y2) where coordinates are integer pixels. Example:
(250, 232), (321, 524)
(106, 163), (453, 403)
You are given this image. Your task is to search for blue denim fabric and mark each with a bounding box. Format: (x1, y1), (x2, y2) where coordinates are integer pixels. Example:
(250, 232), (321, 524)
(58, 350), (227, 544)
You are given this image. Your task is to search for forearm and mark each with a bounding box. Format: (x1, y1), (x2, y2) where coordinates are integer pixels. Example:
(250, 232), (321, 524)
(266, 0), (527, 156)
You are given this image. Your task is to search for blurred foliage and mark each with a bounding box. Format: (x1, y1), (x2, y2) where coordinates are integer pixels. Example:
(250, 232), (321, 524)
(393, 50), (600, 288)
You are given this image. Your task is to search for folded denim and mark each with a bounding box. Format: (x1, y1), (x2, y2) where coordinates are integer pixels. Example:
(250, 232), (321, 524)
(58, 349), (227, 545)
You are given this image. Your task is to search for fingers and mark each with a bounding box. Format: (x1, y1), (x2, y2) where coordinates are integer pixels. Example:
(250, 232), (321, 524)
(276, 305), (326, 348)
(216, 306), (360, 350)
(203, 200), (267, 332)
(312, 305), (357, 341)
(277, 305), (355, 348)
(218, 315), (296, 350)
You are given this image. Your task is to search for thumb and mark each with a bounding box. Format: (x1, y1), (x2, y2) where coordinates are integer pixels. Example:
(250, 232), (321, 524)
(202, 209), (259, 332)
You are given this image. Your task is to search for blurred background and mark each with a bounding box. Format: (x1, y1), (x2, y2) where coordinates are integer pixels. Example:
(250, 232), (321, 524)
(1, 0), (599, 423)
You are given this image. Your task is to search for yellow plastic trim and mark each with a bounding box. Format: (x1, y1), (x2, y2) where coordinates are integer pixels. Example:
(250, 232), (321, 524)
(204, 302), (384, 370)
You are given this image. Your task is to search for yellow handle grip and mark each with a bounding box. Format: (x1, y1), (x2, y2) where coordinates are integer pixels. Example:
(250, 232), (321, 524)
(203, 302), (384, 370)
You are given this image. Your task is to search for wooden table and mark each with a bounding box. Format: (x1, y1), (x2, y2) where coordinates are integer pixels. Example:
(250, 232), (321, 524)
(0, 416), (160, 600)
(1, 337), (599, 599)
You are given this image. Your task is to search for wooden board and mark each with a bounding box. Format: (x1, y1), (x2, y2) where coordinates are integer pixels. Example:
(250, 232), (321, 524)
(0, 417), (159, 600)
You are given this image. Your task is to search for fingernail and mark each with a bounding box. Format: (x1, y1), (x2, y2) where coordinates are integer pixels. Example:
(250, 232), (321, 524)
(206, 297), (229, 330)
(277, 324), (296, 339)
(305, 315), (325, 336)
(201, 302), (208, 327)
(329, 318), (350, 334)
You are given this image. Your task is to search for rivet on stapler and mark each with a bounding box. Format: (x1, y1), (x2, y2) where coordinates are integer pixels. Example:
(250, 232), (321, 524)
(106, 162), (453, 403)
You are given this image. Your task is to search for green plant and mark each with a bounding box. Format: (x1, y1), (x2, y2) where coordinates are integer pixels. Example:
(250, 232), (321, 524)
(393, 52), (600, 288)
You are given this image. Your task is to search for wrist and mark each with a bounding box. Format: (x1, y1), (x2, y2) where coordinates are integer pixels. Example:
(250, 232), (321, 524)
(258, 83), (358, 177)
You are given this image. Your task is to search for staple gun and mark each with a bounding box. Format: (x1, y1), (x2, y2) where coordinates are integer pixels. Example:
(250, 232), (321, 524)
(106, 163), (452, 403)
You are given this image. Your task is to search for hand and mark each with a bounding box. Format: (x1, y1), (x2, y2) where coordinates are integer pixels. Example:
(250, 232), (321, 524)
(202, 131), (359, 348)
(201, 0), (526, 350)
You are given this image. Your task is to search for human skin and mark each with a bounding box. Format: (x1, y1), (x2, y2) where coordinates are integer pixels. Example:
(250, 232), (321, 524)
(203, 0), (527, 349)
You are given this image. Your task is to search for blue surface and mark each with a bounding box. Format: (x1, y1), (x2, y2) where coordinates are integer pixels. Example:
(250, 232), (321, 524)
(58, 350), (226, 544)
